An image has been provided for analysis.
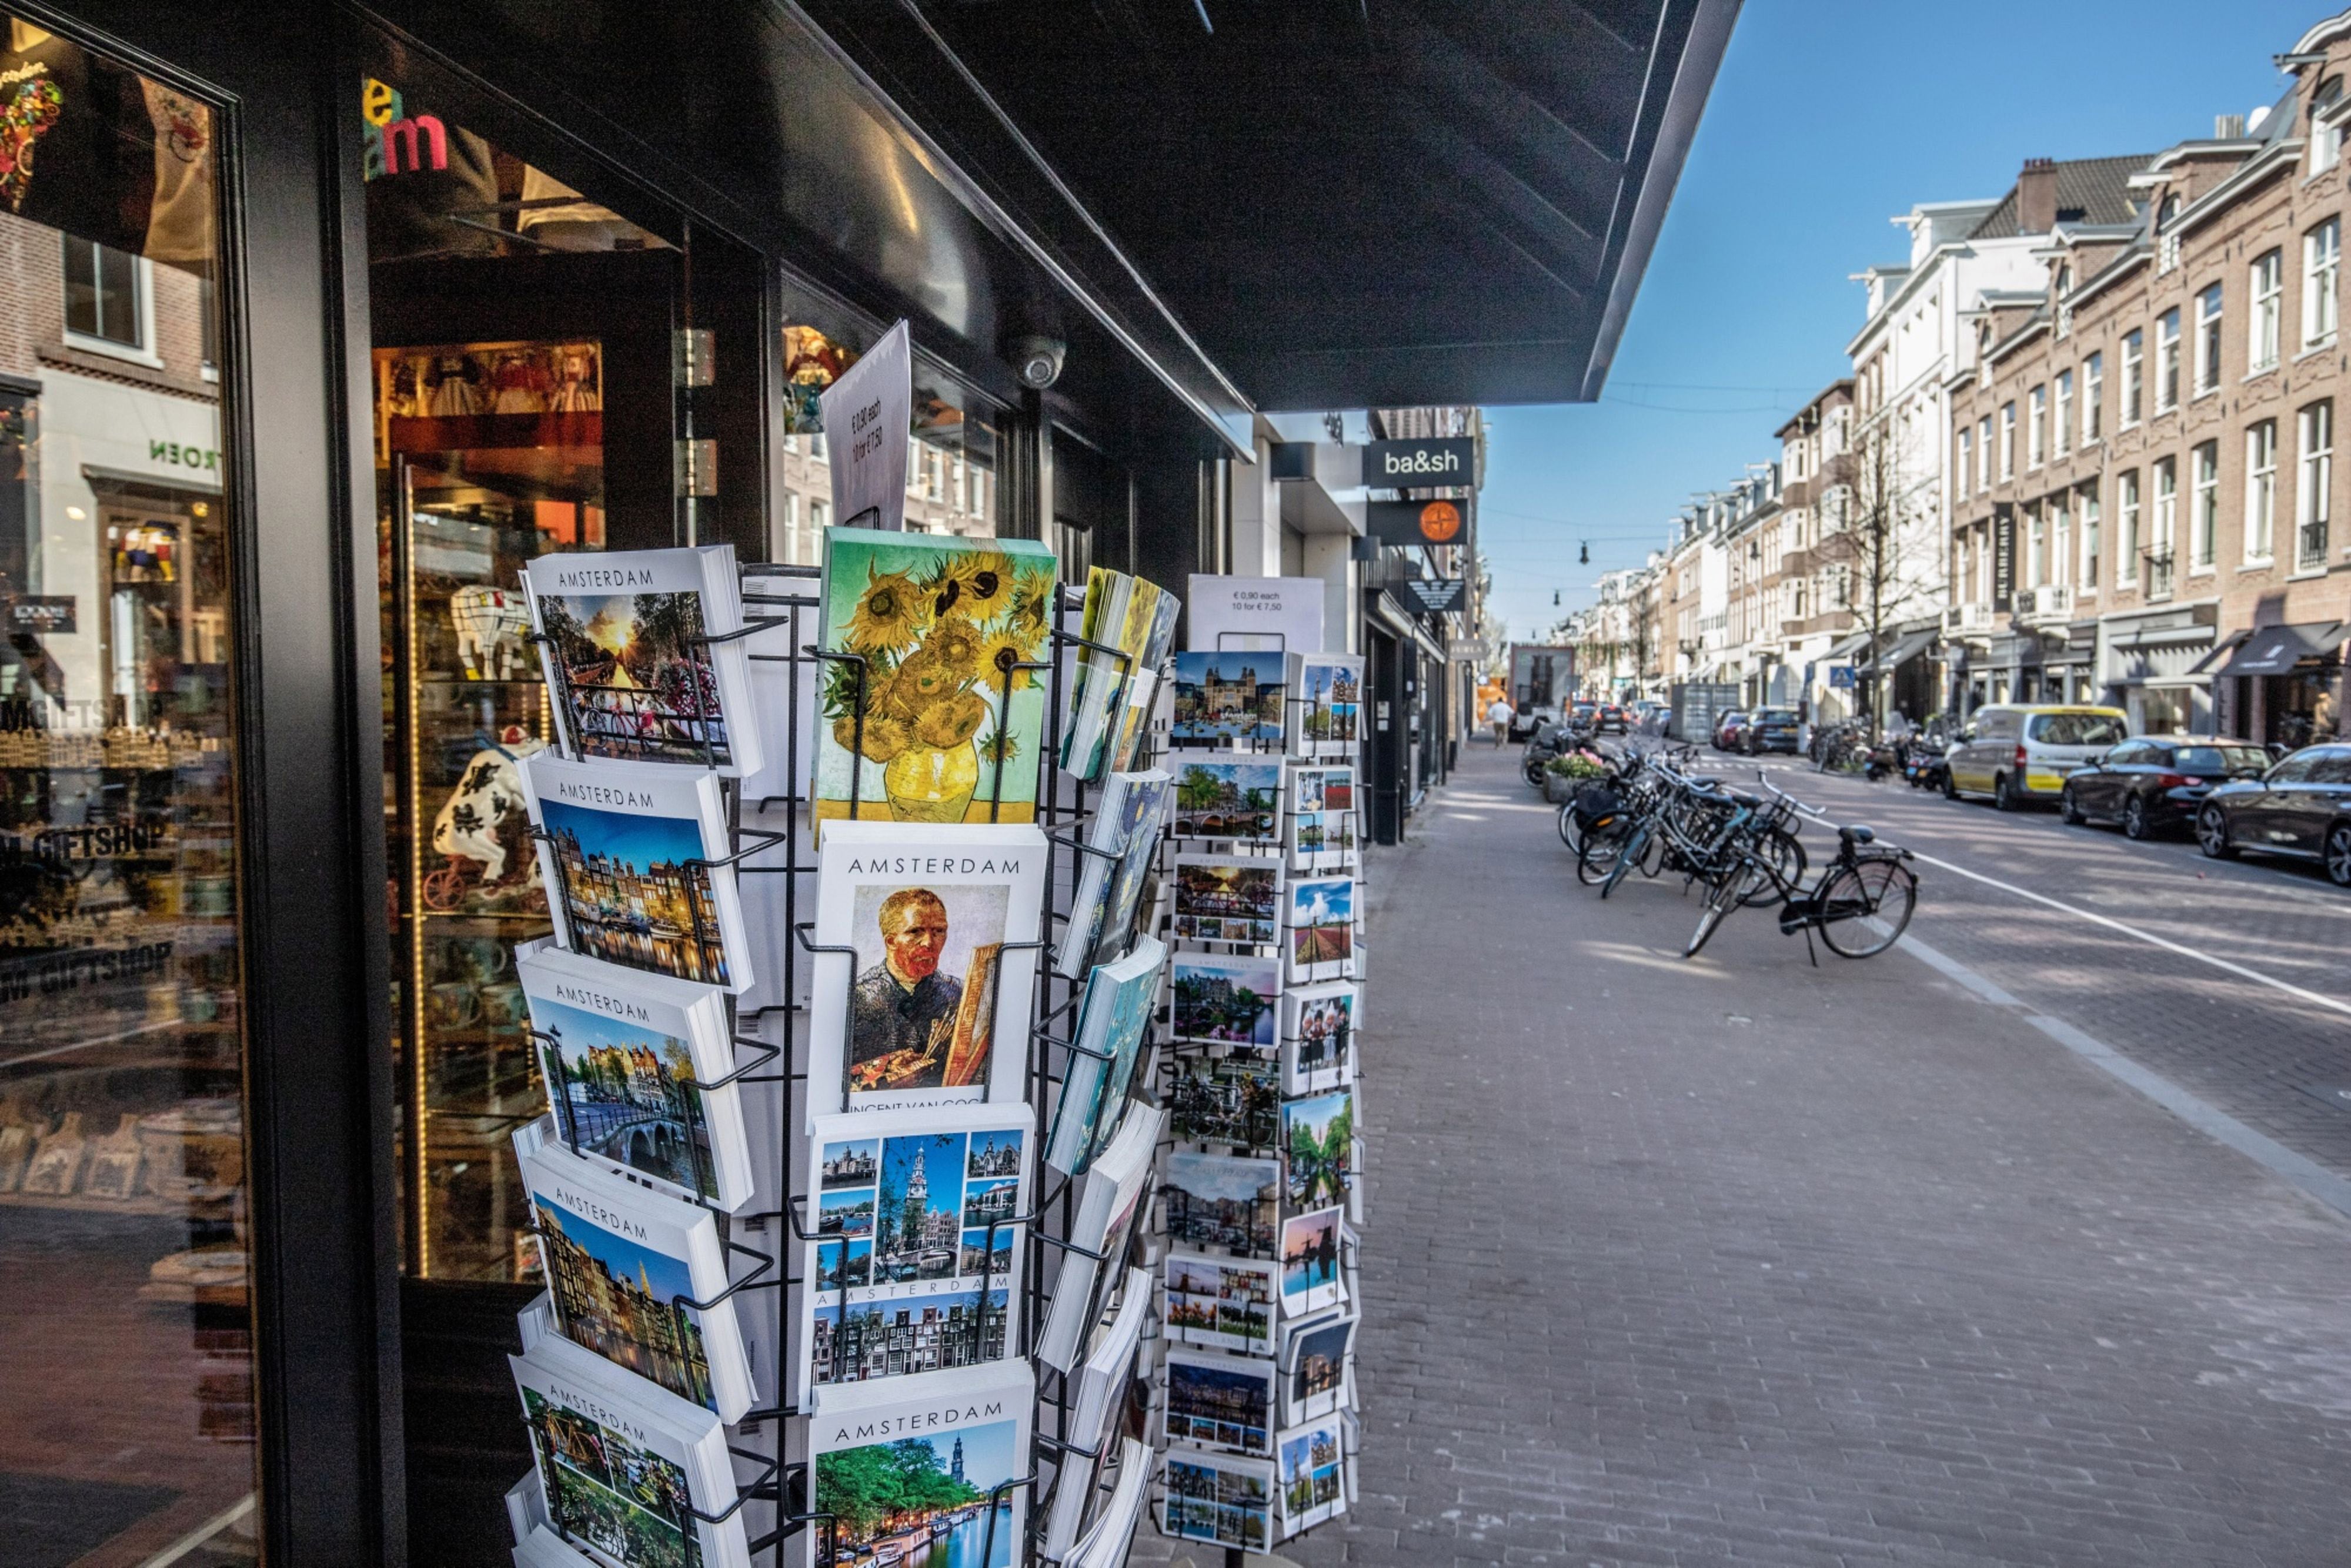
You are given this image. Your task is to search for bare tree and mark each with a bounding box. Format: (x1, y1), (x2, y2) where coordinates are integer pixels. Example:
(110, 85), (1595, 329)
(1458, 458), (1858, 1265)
(1816, 412), (1940, 729)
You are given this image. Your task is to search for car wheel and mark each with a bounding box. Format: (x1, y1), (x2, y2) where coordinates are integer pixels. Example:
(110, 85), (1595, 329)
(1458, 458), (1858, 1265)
(1994, 772), (2021, 811)
(2122, 795), (2152, 841)
(2326, 824), (2351, 888)
(2060, 784), (2085, 825)
(2196, 804), (2236, 859)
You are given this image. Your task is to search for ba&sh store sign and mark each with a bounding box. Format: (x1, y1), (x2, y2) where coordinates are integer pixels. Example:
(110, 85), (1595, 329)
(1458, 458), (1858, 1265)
(1362, 437), (1475, 486)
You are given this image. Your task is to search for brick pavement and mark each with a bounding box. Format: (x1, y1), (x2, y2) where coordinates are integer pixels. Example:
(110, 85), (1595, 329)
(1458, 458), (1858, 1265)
(1134, 740), (2351, 1567)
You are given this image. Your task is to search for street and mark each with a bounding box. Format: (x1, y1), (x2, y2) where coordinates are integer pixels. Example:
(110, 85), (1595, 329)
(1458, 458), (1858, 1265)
(1147, 739), (2351, 1567)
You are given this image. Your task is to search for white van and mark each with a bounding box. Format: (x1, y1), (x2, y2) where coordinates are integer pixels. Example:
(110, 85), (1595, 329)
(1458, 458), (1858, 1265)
(1945, 704), (2128, 810)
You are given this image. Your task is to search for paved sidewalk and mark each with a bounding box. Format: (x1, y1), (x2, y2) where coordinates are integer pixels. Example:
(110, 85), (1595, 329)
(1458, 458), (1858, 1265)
(1136, 740), (2351, 1566)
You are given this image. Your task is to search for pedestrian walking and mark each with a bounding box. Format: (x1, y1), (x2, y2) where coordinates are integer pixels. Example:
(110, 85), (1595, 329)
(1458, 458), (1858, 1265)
(1487, 696), (1512, 747)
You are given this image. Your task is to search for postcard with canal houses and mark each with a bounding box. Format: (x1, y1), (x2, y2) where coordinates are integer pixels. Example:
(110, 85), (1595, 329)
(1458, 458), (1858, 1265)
(805, 1359), (1034, 1568)
(813, 527), (1058, 838)
(522, 753), (751, 994)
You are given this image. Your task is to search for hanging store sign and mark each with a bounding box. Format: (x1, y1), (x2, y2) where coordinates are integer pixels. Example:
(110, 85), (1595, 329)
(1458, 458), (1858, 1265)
(1365, 499), (1471, 549)
(819, 318), (911, 531)
(1992, 503), (2015, 613)
(6, 597), (76, 634)
(1362, 437), (1475, 487)
(1399, 579), (1466, 616)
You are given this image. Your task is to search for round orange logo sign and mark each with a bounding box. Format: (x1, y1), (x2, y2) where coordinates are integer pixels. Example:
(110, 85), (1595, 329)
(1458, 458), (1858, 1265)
(1417, 500), (1463, 543)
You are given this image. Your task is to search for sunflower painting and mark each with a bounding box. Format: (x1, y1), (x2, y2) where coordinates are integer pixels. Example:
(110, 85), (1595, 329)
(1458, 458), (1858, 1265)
(816, 528), (1059, 834)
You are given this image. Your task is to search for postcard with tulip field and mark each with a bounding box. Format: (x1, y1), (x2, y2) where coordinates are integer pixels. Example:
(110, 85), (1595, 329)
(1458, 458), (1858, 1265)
(814, 529), (1060, 838)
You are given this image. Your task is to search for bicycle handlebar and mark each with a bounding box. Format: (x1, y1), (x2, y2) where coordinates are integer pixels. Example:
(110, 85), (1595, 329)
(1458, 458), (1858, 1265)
(1754, 770), (1828, 819)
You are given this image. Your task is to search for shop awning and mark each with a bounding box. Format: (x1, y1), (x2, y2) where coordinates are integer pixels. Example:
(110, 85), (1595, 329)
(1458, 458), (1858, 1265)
(2213, 622), (2345, 678)
(1826, 629), (1872, 660)
(2185, 630), (2250, 676)
(1858, 627), (1938, 675)
(799, 0), (1741, 408)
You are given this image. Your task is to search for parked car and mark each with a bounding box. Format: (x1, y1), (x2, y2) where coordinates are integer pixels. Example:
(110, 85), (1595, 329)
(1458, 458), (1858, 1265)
(2193, 742), (2351, 885)
(1742, 706), (1800, 754)
(1712, 710), (1750, 751)
(1597, 703), (1628, 733)
(2061, 735), (2270, 840)
(1943, 704), (2127, 810)
(1511, 700), (1560, 743)
(1631, 700), (1666, 734)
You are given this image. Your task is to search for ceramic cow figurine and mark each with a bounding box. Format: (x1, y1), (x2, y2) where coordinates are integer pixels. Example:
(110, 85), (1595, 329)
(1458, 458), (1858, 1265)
(449, 585), (530, 681)
(431, 732), (545, 883)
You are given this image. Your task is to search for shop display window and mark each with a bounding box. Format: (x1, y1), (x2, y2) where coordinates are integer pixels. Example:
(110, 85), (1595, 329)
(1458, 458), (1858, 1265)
(0, 12), (260, 1563)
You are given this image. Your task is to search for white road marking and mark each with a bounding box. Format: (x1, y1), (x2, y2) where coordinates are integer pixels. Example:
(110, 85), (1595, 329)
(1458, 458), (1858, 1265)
(1907, 849), (2351, 1022)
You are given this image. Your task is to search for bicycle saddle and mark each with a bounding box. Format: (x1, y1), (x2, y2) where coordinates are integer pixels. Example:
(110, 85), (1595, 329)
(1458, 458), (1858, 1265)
(1839, 824), (1875, 844)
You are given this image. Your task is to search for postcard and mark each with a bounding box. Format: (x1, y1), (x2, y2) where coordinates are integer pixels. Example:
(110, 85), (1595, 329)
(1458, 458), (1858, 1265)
(1170, 758), (1284, 844)
(1280, 1088), (1353, 1212)
(1067, 1436), (1153, 1567)
(1040, 1268), (1153, 1561)
(525, 545), (761, 778)
(1286, 653), (1363, 758)
(1287, 765), (1358, 871)
(1276, 1413), (1348, 1534)
(1109, 592), (1180, 773)
(521, 753), (751, 993)
(518, 1134), (755, 1423)
(1171, 952), (1281, 1047)
(1164, 1151), (1278, 1259)
(1052, 769), (1173, 979)
(1062, 569), (1175, 782)
(1161, 1446), (1275, 1554)
(518, 945), (752, 1211)
(1280, 1312), (1357, 1424)
(1285, 875), (1354, 983)
(813, 527), (1059, 836)
(1280, 981), (1358, 1096)
(799, 1104), (1033, 1407)
(1171, 650), (1285, 747)
(1161, 1348), (1277, 1457)
(510, 1333), (747, 1568)
(1279, 1206), (1345, 1317)
(1173, 854), (1281, 946)
(806, 1360), (1033, 1568)
(806, 821), (1046, 1124)
(1166, 1251), (1278, 1356)
(1047, 935), (1167, 1174)
(1169, 1053), (1280, 1151)
(1036, 1104), (1163, 1372)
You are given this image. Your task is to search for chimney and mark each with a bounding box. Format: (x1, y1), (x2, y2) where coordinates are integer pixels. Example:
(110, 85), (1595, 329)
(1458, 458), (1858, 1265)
(2215, 113), (2246, 139)
(2017, 158), (2058, 234)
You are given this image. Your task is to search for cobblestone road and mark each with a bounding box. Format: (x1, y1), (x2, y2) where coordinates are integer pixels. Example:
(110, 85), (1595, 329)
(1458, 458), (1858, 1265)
(1138, 739), (2351, 1567)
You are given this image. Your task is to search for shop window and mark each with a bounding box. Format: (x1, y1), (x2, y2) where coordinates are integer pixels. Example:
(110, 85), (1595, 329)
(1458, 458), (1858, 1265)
(0, 12), (258, 1563)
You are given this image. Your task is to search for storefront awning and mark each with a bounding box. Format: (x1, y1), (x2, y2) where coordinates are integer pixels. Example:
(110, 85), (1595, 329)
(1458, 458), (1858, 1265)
(2212, 621), (2345, 678)
(2185, 630), (2250, 676)
(1858, 627), (1938, 675)
(1826, 629), (1872, 660)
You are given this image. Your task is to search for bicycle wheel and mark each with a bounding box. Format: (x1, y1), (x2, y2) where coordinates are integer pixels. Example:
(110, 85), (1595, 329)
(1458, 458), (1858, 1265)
(1557, 800), (1583, 853)
(1576, 821), (1628, 885)
(1815, 858), (1918, 958)
(1638, 824), (1668, 877)
(1739, 828), (1805, 908)
(1600, 823), (1649, 899)
(1684, 861), (1746, 958)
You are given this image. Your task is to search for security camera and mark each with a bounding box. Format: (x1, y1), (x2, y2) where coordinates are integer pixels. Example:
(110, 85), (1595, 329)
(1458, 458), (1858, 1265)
(1009, 335), (1066, 390)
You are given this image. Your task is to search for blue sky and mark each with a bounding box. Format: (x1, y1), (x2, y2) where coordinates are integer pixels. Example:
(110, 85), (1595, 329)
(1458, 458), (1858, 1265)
(529, 993), (687, 1060)
(541, 797), (709, 872)
(1480, 0), (2331, 643)
(533, 1197), (694, 1303)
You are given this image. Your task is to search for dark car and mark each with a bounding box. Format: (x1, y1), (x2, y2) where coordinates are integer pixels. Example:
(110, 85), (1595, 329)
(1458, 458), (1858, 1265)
(2060, 735), (2269, 840)
(1571, 701), (1600, 730)
(1597, 703), (1628, 733)
(2194, 742), (2351, 884)
(1743, 706), (1801, 754)
(1712, 710), (1749, 751)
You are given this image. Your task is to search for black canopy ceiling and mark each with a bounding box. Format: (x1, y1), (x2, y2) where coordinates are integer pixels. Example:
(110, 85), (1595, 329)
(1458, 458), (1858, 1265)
(802, 0), (1739, 411)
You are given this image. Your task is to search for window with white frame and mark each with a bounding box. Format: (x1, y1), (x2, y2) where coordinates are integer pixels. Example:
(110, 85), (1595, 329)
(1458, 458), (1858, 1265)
(1976, 415), (1992, 491)
(2083, 352), (2103, 442)
(2028, 385), (2047, 468)
(2251, 249), (2282, 370)
(2194, 283), (2223, 394)
(1958, 427), (1972, 498)
(2118, 470), (2140, 587)
(2051, 496), (2071, 589)
(61, 236), (152, 358)
(2192, 440), (2219, 567)
(2245, 419), (2277, 561)
(2299, 399), (2332, 568)
(2315, 78), (2345, 173)
(2305, 218), (2340, 347)
(781, 492), (803, 562)
(2121, 330), (2143, 424)
(2156, 309), (2181, 411)
(2081, 484), (2101, 591)
(1999, 402), (2016, 479)
(2153, 459), (2176, 552)
(2054, 370), (2073, 457)
(2027, 509), (2046, 589)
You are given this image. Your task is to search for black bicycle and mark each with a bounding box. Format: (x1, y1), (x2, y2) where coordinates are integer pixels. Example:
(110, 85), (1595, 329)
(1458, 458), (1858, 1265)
(1682, 780), (1917, 961)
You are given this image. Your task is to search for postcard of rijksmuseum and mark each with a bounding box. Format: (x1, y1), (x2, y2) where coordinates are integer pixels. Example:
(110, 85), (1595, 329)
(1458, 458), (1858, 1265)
(522, 752), (752, 994)
(798, 1102), (1034, 1411)
(806, 821), (1047, 1126)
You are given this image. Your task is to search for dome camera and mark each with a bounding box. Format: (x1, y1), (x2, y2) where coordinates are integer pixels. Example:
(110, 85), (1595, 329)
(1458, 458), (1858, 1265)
(1009, 335), (1066, 390)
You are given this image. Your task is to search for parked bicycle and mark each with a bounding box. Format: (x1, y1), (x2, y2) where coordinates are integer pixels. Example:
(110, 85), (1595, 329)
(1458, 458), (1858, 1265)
(1576, 754), (1806, 907)
(1682, 776), (1918, 961)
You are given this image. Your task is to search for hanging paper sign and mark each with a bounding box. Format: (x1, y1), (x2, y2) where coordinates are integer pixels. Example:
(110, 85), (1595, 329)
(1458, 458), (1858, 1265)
(819, 319), (911, 532)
